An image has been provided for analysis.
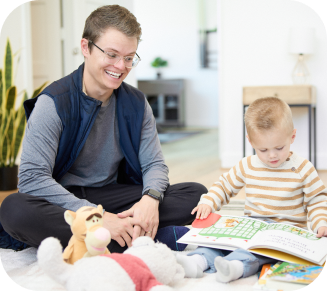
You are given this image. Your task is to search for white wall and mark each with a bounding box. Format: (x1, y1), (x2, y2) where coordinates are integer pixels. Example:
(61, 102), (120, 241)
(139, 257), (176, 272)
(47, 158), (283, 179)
(219, 0), (327, 169)
(0, 1), (33, 100)
(134, 0), (218, 128)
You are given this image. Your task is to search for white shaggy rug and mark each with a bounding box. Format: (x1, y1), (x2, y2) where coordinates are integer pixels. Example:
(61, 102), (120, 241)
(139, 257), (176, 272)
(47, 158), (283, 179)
(0, 246), (259, 291)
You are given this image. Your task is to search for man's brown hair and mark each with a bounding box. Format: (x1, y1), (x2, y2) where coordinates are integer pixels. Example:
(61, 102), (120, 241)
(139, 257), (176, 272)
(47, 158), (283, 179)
(244, 97), (294, 138)
(82, 5), (142, 51)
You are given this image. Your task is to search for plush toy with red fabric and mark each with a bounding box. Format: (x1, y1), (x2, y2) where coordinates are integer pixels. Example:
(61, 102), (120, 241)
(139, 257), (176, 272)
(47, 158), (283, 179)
(37, 236), (185, 291)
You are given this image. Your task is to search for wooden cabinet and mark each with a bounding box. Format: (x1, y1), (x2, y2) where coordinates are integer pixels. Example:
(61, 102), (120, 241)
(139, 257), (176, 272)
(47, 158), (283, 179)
(138, 79), (185, 127)
(243, 85), (316, 105)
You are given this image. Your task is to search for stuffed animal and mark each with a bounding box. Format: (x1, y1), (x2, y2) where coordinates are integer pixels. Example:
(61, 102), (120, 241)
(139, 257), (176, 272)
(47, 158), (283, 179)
(63, 205), (111, 264)
(37, 236), (185, 291)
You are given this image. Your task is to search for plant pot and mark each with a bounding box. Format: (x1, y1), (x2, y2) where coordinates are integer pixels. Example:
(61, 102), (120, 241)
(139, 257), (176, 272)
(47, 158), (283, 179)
(0, 165), (18, 191)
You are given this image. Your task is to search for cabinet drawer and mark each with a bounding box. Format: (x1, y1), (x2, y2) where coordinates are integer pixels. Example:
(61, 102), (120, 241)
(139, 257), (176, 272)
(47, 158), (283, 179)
(243, 85), (315, 105)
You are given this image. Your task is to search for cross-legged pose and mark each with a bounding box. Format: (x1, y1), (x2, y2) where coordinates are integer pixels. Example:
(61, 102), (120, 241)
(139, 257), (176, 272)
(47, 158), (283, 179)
(176, 97), (327, 282)
(0, 5), (207, 253)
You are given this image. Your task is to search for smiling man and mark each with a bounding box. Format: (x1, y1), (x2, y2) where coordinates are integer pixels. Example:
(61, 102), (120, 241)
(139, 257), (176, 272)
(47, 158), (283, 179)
(0, 5), (207, 253)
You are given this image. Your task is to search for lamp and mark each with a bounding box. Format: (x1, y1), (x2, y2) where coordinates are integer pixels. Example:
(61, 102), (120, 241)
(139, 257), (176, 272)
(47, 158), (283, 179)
(289, 27), (315, 84)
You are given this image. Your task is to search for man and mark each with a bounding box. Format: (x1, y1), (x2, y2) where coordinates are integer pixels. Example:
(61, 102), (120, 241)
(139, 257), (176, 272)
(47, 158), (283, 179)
(0, 5), (206, 253)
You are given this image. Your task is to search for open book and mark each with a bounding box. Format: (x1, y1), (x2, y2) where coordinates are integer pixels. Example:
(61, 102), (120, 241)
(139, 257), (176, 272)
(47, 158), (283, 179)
(177, 215), (327, 265)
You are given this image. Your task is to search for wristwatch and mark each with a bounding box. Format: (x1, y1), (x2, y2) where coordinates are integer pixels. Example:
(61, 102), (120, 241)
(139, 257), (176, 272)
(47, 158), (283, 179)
(143, 189), (163, 204)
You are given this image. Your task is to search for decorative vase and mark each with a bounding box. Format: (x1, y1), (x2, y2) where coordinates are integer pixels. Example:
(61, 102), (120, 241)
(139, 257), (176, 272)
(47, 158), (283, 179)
(0, 165), (18, 191)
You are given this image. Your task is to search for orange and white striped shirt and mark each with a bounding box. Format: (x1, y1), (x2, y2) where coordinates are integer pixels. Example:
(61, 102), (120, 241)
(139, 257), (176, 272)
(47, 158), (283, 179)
(199, 152), (327, 233)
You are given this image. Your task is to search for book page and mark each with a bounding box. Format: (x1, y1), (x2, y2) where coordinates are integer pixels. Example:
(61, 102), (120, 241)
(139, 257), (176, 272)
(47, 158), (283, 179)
(177, 215), (268, 250)
(248, 224), (327, 264)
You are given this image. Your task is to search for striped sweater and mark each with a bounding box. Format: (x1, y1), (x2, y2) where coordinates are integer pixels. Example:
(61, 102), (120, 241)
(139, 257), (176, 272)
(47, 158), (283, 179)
(199, 152), (327, 233)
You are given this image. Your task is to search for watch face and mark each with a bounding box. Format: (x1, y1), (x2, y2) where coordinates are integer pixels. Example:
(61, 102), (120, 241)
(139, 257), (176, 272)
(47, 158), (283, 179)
(148, 189), (160, 198)
(146, 189), (163, 203)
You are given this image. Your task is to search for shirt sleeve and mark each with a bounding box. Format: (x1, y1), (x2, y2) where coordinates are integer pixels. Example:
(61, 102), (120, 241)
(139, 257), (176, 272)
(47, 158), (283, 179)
(302, 162), (327, 233)
(18, 94), (99, 212)
(138, 96), (169, 195)
(198, 160), (245, 212)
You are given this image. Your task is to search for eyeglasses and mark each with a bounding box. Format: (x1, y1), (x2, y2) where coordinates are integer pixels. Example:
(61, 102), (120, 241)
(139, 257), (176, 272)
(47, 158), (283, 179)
(88, 40), (141, 69)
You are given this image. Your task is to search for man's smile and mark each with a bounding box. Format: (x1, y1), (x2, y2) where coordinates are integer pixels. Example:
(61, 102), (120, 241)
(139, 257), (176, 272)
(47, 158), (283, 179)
(105, 70), (122, 79)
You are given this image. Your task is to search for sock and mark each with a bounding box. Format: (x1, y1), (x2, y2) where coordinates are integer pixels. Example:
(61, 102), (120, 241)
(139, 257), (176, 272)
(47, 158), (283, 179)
(214, 257), (244, 283)
(175, 253), (207, 278)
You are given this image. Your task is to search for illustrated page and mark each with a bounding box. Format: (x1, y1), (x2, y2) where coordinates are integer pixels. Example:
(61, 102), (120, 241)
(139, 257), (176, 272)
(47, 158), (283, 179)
(178, 215), (268, 250)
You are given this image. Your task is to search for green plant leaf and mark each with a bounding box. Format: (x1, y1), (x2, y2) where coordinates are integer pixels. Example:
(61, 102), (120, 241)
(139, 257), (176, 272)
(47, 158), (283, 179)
(4, 39), (13, 96)
(7, 108), (15, 165)
(31, 81), (48, 99)
(5, 86), (17, 111)
(13, 103), (26, 164)
(1, 109), (13, 165)
(0, 39), (48, 167)
(151, 57), (168, 68)
(0, 69), (3, 110)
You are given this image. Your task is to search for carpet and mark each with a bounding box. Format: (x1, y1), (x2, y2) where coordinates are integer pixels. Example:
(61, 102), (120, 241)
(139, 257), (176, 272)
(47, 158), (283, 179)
(0, 246), (258, 291)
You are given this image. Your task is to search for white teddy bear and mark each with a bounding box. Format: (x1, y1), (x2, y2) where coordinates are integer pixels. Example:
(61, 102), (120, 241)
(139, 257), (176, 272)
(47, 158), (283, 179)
(37, 236), (185, 291)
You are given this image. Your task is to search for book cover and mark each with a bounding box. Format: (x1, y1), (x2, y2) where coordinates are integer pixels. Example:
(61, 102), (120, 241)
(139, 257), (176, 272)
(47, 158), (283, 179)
(268, 262), (323, 285)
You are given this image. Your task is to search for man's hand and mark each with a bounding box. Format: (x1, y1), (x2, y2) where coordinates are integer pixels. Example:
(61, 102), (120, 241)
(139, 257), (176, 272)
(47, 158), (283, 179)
(102, 211), (135, 247)
(316, 226), (327, 238)
(117, 195), (159, 241)
(191, 204), (212, 220)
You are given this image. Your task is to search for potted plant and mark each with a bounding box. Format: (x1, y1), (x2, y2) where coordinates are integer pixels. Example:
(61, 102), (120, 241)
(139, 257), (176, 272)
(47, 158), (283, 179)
(0, 38), (47, 191)
(151, 57), (168, 79)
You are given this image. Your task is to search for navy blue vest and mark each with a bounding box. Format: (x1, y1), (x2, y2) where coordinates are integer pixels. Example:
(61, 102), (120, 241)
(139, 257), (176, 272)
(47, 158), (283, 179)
(24, 63), (145, 185)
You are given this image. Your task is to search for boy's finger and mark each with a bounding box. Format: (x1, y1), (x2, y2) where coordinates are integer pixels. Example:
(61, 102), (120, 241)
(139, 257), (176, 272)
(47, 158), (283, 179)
(191, 207), (198, 215)
(316, 228), (323, 237)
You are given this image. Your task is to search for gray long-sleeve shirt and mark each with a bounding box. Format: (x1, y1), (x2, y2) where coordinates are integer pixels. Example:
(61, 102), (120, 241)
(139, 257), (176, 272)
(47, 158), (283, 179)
(18, 93), (169, 212)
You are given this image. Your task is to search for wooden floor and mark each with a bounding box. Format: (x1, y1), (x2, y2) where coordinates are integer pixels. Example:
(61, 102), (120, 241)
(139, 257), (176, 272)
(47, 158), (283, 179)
(2, 127), (327, 211)
(161, 128), (246, 201)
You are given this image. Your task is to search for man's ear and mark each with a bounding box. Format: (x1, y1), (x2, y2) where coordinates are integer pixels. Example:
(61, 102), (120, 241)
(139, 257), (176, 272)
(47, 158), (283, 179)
(81, 38), (90, 58)
(291, 129), (297, 144)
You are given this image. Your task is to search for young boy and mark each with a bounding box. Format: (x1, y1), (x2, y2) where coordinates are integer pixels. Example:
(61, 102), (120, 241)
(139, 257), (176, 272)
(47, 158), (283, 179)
(176, 97), (327, 282)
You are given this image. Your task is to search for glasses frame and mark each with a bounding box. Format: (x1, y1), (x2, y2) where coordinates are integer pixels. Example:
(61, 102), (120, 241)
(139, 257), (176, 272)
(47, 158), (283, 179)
(88, 40), (141, 69)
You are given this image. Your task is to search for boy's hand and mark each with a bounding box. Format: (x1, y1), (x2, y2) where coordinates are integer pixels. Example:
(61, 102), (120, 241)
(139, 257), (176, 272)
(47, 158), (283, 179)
(191, 204), (212, 220)
(316, 226), (327, 237)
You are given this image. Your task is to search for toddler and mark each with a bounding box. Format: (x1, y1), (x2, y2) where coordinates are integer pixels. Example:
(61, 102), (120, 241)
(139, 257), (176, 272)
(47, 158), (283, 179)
(176, 97), (327, 282)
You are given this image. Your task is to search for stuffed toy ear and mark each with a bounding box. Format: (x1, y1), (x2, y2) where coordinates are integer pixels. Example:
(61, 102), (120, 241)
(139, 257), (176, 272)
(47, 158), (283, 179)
(97, 204), (103, 213)
(64, 210), (76, 226)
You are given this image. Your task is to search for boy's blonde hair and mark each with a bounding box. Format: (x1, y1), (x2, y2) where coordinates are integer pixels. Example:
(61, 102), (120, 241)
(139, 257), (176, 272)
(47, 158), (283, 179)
(244, 97), (294, 139)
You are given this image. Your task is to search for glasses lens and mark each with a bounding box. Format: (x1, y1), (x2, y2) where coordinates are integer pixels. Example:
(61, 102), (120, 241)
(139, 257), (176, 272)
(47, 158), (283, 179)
(131, 56), (140, 68)
(103, 54), (140, 68)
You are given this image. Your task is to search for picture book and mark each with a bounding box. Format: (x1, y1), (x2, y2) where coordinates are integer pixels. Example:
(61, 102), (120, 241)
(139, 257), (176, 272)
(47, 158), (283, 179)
(253, 262), (301, 291)
(177, 214), (327, 265)
(268, 262), (323, 285)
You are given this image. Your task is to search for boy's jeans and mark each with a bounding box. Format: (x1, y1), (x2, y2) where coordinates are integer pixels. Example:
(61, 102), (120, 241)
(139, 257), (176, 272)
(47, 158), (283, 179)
(188, 217), (277, 278)
(187, 247), (276, 277)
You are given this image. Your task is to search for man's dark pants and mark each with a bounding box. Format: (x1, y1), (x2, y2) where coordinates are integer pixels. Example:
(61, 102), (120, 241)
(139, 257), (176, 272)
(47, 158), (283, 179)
(0, 182), (207, 253)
